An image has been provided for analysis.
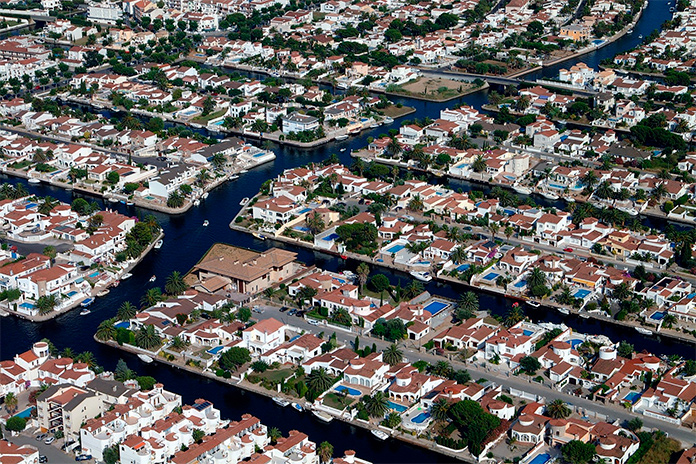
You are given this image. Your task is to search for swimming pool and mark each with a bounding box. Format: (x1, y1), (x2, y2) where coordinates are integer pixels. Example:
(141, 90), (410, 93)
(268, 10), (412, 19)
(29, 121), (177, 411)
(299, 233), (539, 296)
(573, 289), (591, 299)
(19, 302), (34, 310)
(411, 412), (430, 424)
(569, 339), (583, 348)
(114, 321), (130, 329)
(423, 301), (449, 316)
(528, 453), (552, 464)
(66, 291), (78, 298)
(210, 120), (225, 126)
(624, 392), (640, 403)
(386, 244), (405, 253)
(297, 208), (311, 214)
(387, 401), (407, 413)
(14, 407), (34, 419)
(514, 280), (527, 288)
(650, 311), (665, 321)
(482, 272), (499, 281)
(522, 329), (533, 336)
(456, 264), (470, 272)
(322, 233), (339, 241)
(293, 225), (310, 232)
(207, 346), (224, 355)
(335, 385), (361, 396)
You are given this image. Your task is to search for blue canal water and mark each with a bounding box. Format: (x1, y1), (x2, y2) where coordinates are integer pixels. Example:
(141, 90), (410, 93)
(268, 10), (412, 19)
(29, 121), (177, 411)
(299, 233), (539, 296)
(0, 2), (691, 461)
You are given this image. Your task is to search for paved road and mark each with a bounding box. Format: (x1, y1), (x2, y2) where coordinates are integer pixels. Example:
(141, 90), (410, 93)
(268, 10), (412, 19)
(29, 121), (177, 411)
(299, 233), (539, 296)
(8, 431), (91, 463)
(254, 304), (696, 446)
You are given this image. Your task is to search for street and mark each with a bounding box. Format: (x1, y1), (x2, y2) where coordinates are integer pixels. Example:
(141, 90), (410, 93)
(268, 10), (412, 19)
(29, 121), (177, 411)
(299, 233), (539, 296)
(7, 430), (89, 463)
(254, 302), (696, 446)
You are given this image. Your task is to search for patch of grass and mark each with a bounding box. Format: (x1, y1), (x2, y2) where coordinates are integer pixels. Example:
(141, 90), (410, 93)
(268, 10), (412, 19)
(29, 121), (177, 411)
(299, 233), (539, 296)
(638, 433), (681, 464)
(379, 104), (415, 118)
(322, 392), (352, 410)
(256, 368), (294, 383)
(192, 109), (227, 124)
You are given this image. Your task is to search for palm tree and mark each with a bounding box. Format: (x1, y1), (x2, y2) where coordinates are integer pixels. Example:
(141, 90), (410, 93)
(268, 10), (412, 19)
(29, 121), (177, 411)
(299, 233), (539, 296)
(306, 367), (335, 393)
(504, 305), (525, 327)
(430, 397), (450, 423)
(450, 247), (467, 264)
(596, 181), (613, 199)
(4, 392), (17, 413)
(386, 137), (402, 158)
(527, 267), (546, 290)
(196, 169), (211, 187)
(135, 325), (162, 350)
(318, 441), (334, 464)
(546, 399), (572, 419)
(504, 226), (514, 242)
(76, 351), (97, 368)
(408, 195), (424, 212)
(117, 301), (137, 321)
(612, 282), (631, 301)
(581, 170), (598, 190)
(36, 295), (57, 315)
(306, 211), (325, 236)
(61, 347), (75, 360)
(38, 196), (59, 215)
(488, 222), (500, 241)
(356, 262), (370, 292)
(431, 361), (453, 378)
(382, 344), (403, 366)
(652, 183), (667, 201)
(170, 336), (188, 350)
(663, 313), (677, 329)
(455, 291), (478, 320)
(472, 154), (487, 173)
(141, 287), (163, 308)
(165, 271), (187, 296)
(267, 427), (282, 445)
(363, 391), (389, 418)
(95, 318), (117, 341)
(167, 191), (185, 208)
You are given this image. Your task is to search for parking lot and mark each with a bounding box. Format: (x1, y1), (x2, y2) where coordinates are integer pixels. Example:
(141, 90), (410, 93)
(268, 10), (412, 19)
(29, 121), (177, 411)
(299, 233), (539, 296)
(7, 431), (92, 463)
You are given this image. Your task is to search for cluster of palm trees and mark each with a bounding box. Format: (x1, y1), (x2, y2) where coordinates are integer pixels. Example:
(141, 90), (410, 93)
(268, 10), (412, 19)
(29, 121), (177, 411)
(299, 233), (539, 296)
(360, 391), (389, 418)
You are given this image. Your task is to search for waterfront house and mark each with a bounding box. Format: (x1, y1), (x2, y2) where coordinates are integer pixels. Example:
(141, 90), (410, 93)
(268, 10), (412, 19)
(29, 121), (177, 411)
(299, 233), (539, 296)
(242, 318), (286, 355)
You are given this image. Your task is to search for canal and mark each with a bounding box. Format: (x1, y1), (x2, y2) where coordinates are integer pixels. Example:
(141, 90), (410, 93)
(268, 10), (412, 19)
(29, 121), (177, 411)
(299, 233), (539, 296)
(0, 1), (691, 461)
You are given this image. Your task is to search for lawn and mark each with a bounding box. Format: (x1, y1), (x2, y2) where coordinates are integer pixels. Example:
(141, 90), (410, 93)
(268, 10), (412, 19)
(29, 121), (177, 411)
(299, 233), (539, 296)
(256, 368), (294, 383)
(192, 109), (227, 124)
(388, 77), (477, 101)
(379, 104), (415, 119)
(322, 392), (352, 410)
(638, 434), (681, 464)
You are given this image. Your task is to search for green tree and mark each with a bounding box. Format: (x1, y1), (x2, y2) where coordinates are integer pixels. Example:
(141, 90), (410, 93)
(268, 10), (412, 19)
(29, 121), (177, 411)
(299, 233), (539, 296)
(141, 287), (163, 307)
(236, 306), (251, 322)
(95, 318), (117, 341)
(306, 367), (335, 393)
(561, 440), (596, 464)
(42, 245), (56, 260)
(165, 271), (187, 295)
(3, 392), (17, 413)
(219, 347), (251, 371)
(626, 417), (643, 432)
(455, 291), (478, 321)
(356, 262), (370, 291)
(447, 400), (500, 456)
(362, 391), (389, 418)
(430, 397), (450, 423)
(114, 358), (134, 381)
(4, 416), (26, 432)
(167, 191), (184, 208)
(617, 341), (634, 358)
(318, 441), (334, 464)
(192, 428), (205, 444)
(103, 445), (120, 464)
(546, 399), (571, 419)
(35, 295), (57, 315)
(135, 325), (161, 350)
(268, 427), (282, 444)
(117, 301), (137, 321)
(519, 356), (541, 375)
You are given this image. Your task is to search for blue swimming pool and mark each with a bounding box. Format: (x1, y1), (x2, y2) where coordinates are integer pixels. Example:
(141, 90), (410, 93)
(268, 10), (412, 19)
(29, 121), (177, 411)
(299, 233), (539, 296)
(569, 339), (583, 348)
(88, 271), (100, 278)
(207, 346), (224, 355)
(483, 272), (499, 281)
(297, 208), (311, 214)
(411, 412), (430, 424)
(114, 321), (130, 329)
(523, 329), (533, 336)
(423, 301), (449, 315)
(335, 385), (361, 396)
(293, 226), (310, 232)
(19, 302), (34, 310)
(14, 407), (34, 419)
(573, 289), (591, 299)
(387, 401), (407, 413)
(322, 233), (339, 241)
(650, 311), (665, 321)
(514, 280), (527, 288)
(386, 244), (405, 253)
(456, 264), (470, 272)
(528, 453), (552, 464)
(624, 392), (640, 403)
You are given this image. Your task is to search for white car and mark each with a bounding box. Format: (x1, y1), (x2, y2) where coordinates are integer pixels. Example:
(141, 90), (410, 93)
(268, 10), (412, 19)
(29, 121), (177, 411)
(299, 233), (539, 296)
(44, 436), (55, 445)
(307, 319), (320, 326)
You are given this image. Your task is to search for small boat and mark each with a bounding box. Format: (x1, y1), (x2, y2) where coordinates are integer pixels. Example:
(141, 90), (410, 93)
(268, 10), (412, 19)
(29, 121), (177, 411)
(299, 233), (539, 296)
(154, 239), (163, 249)
(291, 402), (304, 412)
(409, 270), (433, 282)
(253, 232), (266, 240)
(239, 169), (248, 174)
(80, 298), (94, 307)
(312, 410), (333, 423)
(580, 313), (590, 319)
(273, 398), (290, 407)
(384, 117), (394, 124)
(202, 192), (209, 199)
(111, 107), (119, 111)
(557, 307), (570, 315)
(347, 128), (360, 135)
(193, 199), (200, 206)
(371, 430), (389, 441)
(370, 123), (380, 128)
(513, 186), (532, 195)
(638, 34), (643, 39)
(126, 200), (134, 206)
(149, 275), (156, 282)
(108, 197), (119, 203)
(340, 254), (348, 260)
(527, 300), (541, 308)
(229, 175), (239, 180)
(28, 178), (40, 184)
(96, 290), (109, 297)
(627, 29), (633, 34)
(335, 134), (349, 141)
(121, 273), (132, 280)
(541, 191), (560, 200)
(240, 197), (250, 206)
(138, 354), (153, 363)
(635, 327), (653, 335)
(669, 6), (675, 11)
(339, 148), (346, 152)
(203, 220), (209, 227)
(79, 309), (91, 316)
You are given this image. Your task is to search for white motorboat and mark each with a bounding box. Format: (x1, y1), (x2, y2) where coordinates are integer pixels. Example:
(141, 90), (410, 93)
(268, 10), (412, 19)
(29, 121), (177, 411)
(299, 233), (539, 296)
(541, 191), (560, 200)
(635, 327), (653, 335)
(108, 197), (119, 203)
(239, 170), (248, 174)
(193, 199), (200, 206)
(370, 123), (380, 128)
(272, 398), (290, 407)
(384, 117), (394, 124)
(203, 220), (209, 227)
(28, 178), (40, 184)
(138, 354), (154, 363)
(253, 232), (266, 240)
(121, 273), (132, 280)
(81, 298), (94, 307)
(154, 239), (163, 249)
(409, 270), (433, 282)
(339, 148), (346, 152)
(240, 197), (250, 206)
(513, 186), (532, 195)
(229, 175), (239, 180)
(627, 29), (633, 34)
(292, 402), (304, 412)
(557, 307), (570, 315)
(335, 135), (349, 141)
(202, 192), (209, 199)
(527, 300), (541, 308)
(149, 275), (156, 282)
(580, 313), (590, 319)
(371, 430), (389, 440)
(79, 309), (91, 316)
(96, 290), (109, 297)
(312, 410), (333, 423)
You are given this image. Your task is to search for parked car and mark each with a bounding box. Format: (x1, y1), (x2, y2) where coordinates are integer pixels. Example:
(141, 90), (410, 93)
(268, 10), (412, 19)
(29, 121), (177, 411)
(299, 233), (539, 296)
(288, 308), (297, 316)
(75, 455), (92, 462)
(252, 306), (264, 314)
(279, 306), (289, 312)
(44, 437), (55, 445)
(36, 433), (47, 441)
(295, 310), (305, 317)
(563, 247), (573, 252)
(39, 456), (48, 463)
(307, 319), (320, 326)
